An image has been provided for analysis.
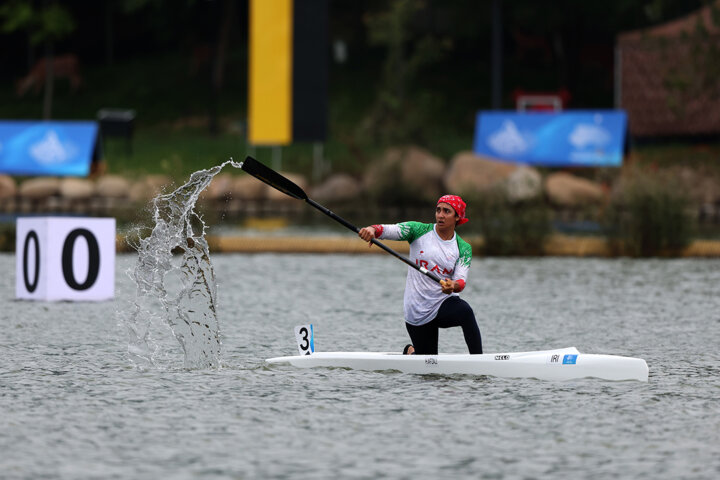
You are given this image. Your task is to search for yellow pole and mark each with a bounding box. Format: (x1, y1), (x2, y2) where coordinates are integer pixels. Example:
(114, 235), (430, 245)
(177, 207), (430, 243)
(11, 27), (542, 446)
(248, 0), (293, 145)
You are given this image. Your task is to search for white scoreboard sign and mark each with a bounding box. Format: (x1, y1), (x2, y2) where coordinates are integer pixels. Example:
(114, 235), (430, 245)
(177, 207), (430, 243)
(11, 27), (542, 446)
(16, 217), (116, 301)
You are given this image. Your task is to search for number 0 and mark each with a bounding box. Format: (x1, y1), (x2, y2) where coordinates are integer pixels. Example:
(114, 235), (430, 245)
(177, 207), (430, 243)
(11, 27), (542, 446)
(23, 230), (40, 293)
(62, 228), (100, 291)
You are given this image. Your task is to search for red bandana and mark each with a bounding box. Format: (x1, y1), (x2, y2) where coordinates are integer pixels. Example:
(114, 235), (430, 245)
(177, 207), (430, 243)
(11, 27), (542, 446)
(437, 195), (469, 225)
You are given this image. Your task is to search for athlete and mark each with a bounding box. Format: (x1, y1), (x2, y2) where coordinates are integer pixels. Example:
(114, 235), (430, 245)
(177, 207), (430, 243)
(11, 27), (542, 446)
(358, 195), (483, 355)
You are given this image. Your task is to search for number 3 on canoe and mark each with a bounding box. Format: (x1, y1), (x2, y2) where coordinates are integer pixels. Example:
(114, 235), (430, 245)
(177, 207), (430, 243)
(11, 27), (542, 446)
(294, 324), (315, 356)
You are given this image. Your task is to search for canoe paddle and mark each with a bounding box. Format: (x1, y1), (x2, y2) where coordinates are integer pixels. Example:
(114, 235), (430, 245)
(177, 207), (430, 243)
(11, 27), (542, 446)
(240, 156), (443, 284)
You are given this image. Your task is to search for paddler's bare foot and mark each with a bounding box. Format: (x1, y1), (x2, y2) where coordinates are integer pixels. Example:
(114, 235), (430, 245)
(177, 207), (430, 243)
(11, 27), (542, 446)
(403, 344), (415, 355)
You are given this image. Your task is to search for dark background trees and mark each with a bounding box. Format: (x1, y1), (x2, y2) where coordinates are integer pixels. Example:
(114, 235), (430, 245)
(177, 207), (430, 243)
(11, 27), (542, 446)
(0, 0), (710, 143)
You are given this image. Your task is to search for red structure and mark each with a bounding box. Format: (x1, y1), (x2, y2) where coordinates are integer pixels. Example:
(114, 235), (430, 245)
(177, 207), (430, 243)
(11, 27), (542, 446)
(513, 88), (571, 112)
(616, 1), (720, 137)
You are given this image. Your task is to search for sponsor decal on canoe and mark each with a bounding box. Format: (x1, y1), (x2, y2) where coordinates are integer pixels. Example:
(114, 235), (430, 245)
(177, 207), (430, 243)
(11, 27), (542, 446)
(494, 355), (510, 360)
(425, 357), (438, 366)
(562, 354), (578, 365)
(548, 353), (578, 365)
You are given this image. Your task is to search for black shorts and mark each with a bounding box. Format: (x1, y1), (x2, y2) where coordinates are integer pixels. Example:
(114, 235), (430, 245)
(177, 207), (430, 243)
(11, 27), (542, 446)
(405, 296), (483, 355)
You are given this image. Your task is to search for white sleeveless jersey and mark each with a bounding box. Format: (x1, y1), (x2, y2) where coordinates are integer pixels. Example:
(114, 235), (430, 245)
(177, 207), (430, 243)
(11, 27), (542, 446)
(376, 222), (472, 326)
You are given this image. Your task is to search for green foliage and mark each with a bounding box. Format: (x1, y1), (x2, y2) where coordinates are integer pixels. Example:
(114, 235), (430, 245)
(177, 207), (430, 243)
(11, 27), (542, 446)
(35, 4), (75, 43)
(0, 2), (33, 33)
(0, 224), (15, 252)
(604, 172), (694, 256)
(0, 1), (75, 44)
(363, 159), (419, 207)
(468, 189), (552, 256)
(658, 1), (720, 115)
(359, 0), (452, 146)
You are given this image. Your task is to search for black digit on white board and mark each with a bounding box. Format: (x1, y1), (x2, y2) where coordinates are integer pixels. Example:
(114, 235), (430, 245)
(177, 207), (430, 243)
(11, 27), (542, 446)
(61, 228), (100, 291)
(299, 327), (310, 353)
(23, 230), (40, 293)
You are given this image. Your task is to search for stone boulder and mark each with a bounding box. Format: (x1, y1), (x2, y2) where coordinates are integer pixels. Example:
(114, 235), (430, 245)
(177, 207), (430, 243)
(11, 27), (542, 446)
(19, 177), (61, 199)
(611, 167), (720, 210)
(545, 172), (606, 207)
(364, 146), (446, 202)
(95, 175), (130, 198)
(399, 146), (445, 199)
(59, 178), (94, 200)
(505, 166), (543, 203)
(444, 152), (517, 196)
(0, 175), (16, 199)
(129, 175), (173, 203)
(231, 174), (268, 200)
(311, 174), (363, 203)
(203, 173), (234, 201)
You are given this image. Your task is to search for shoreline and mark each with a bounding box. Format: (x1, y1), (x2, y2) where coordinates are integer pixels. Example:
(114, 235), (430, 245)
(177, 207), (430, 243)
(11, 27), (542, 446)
(164, 234), (720, 257)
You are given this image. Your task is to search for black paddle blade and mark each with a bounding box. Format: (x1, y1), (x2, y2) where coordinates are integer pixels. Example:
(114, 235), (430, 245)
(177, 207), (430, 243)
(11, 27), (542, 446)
(241, 156), (307, 200)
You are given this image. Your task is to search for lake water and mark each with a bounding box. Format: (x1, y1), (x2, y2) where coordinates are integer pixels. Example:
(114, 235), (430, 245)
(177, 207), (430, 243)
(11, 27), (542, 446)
(1, 253), (719, 479)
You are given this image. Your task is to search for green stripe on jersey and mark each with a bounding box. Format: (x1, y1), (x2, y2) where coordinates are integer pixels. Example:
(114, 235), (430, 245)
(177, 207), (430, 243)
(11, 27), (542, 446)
(397, 222), (434, 243)
(456, 235), (472, 268)
(397, 221), (472, 267)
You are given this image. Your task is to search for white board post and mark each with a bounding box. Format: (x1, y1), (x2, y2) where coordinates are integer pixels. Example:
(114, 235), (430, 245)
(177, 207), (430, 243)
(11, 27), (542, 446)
(15, 217), (116, 301)
(294, 324), (315, 356)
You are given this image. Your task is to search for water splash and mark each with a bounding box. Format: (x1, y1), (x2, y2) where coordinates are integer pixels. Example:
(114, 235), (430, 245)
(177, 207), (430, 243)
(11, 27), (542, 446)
(123, 158), (242, 369)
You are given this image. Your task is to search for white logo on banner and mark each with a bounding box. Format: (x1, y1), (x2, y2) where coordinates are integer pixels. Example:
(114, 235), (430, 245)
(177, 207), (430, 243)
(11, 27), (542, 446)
(569, 124), (611, 149)
(29, 130), (77, 165)
(488, 120), (529, 156)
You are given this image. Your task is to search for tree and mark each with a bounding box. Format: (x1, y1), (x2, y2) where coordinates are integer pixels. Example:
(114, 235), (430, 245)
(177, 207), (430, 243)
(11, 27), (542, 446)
(117, 0), (238, 134)
(0, 0), (76, 119)
(360, 0), (453, 145)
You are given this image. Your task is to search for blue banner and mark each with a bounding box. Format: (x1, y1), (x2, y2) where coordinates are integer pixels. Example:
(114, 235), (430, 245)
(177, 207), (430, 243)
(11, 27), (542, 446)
(0, 121), (98, 176)
(473, 111), (627, 167)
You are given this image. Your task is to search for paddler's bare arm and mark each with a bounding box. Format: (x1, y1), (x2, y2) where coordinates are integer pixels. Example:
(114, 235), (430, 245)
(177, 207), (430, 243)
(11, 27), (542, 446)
(358, 226), (376, 245)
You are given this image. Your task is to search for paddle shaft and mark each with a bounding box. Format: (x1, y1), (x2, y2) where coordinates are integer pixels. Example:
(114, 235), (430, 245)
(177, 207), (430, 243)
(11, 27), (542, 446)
(305, 198), (443, 284)
(240, 156), (443, 284)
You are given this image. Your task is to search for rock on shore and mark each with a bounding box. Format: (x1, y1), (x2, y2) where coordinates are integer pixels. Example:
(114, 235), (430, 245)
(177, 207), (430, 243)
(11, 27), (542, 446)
(1, 144), (719, 221)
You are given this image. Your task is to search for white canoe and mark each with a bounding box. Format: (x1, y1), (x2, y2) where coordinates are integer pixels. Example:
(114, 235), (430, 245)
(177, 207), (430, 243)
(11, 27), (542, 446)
(266, 347), (649, 382)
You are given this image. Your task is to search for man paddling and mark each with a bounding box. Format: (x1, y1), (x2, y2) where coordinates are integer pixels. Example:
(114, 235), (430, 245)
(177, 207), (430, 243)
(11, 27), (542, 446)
(358, 195), (483, 355)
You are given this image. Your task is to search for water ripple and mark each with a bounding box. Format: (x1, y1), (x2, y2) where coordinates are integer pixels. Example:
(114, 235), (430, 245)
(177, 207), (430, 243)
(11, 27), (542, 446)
(1, 254), (719, 479)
